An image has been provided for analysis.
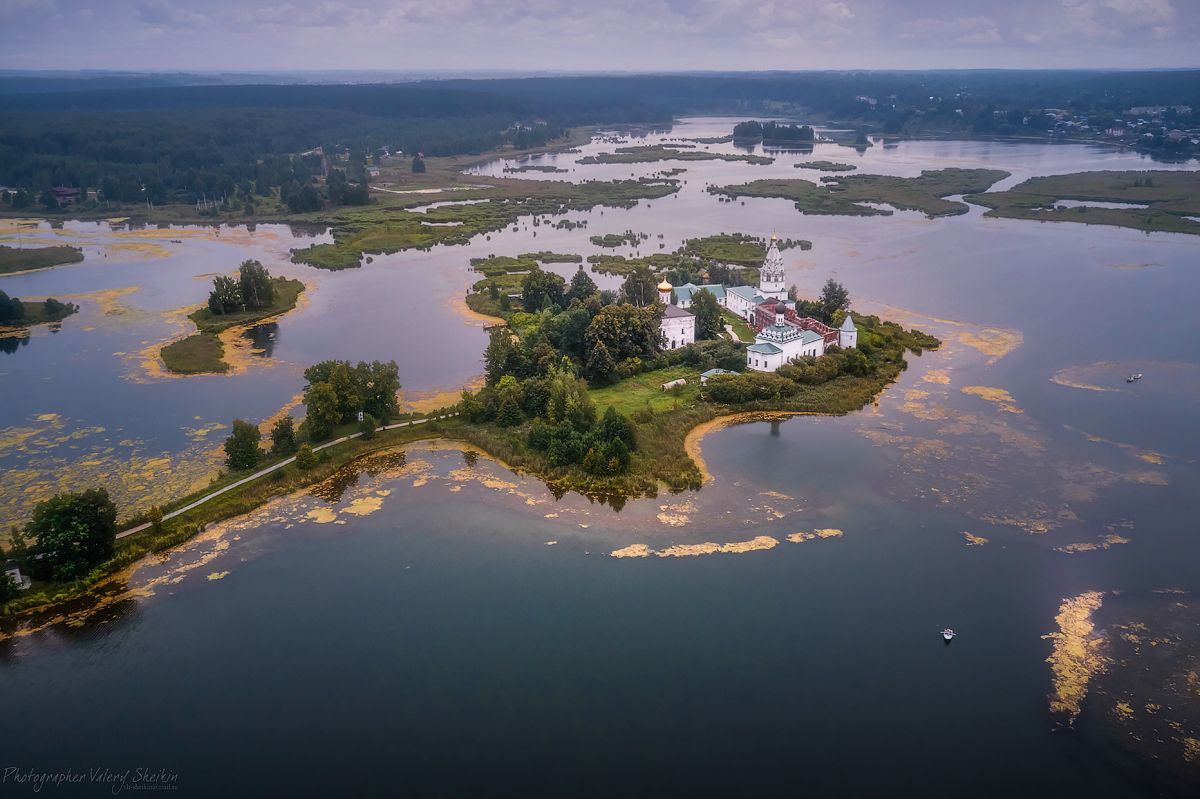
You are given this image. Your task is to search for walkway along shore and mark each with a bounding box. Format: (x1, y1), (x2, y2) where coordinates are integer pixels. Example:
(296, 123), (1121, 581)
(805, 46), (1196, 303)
(116, 413), (456, 541)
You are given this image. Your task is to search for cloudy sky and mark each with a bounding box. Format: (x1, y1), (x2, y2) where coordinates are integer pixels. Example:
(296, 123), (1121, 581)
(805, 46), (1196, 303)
(1, 0), (1196, 72)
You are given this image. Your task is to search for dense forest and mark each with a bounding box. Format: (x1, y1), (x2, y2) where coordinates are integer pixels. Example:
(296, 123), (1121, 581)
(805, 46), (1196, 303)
(1, 70), (1196, 209)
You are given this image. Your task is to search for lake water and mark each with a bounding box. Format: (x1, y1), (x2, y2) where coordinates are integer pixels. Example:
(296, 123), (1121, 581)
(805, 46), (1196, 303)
(1, 118), (1198, 796)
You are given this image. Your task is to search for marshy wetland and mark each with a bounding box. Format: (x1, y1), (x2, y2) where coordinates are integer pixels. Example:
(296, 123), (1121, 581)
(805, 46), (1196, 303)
(2, 117), (1199, 794)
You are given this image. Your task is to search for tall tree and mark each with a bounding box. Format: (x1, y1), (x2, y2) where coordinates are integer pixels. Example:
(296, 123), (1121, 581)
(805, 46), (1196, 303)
(566, 267), (597, 302)
(237, 260), (275, 311)
(224, 419), (263, 471)
(354, 360), (401, 423)
(207, 275), (242, 315)
(584, 303), (664, 363)
(691, 288), (722, 340)
(304, 382), (341, 441)
(26, 488), (117, 582)
(270, 416), (297, 456)
(620, 264), (659, 307)
(521, 266), (566, 312)
(819, 278), (850, 323)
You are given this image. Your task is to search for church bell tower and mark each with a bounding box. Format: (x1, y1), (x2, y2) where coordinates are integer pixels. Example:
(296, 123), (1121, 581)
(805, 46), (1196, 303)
(758, 234), (787, 301)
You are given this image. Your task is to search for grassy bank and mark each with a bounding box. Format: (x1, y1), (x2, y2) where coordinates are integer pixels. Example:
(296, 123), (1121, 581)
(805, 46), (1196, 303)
(710, 168), (1010, 217)
(965, 170), (1200, 236)
(0, 244), (84, 274)
(160, 276), (305, 374)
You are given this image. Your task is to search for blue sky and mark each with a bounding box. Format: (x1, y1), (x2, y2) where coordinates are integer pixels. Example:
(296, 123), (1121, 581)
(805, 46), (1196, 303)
(0, 0), (1196, 71)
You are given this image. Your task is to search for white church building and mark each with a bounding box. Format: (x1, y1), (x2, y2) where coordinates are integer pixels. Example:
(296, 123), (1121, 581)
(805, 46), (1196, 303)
(658, 279), (696, 349)
(657, 234), (857, 370)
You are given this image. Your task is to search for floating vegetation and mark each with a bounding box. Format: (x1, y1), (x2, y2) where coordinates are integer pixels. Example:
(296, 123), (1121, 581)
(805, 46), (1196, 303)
(794, 161), (857, 172)
(961, 385), (1023, 414)
(611, 535), (779, 558)
(1055, 534), (1131, 554)
(786, 528), (843, 543)
(1044, 590), (1108, 722)
(961, 532), (989, 546)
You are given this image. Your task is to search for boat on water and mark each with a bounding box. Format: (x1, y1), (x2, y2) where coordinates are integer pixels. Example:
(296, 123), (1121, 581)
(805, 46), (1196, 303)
(1126, 373), (1144, 383)
(942, 628), (956, 642)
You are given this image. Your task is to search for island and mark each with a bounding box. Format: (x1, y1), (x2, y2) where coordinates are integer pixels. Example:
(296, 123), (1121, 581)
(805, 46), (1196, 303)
(0, 289), (77, 328)
(160, 260), (304, 374)
(965, 170), (1200, 236)
(4, 232), (935, 615)
(0, 244), (84, 275)
(709, 168), (1010, 217)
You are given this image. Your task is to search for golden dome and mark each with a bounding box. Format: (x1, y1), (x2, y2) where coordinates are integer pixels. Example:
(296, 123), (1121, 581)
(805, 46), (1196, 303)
(657, 279), (673, 292)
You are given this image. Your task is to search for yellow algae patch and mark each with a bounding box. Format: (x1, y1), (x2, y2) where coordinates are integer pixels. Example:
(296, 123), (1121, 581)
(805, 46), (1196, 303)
(108, 241), (173, 259)
(35, 412), (60, 422)
(1115, 701), (1135, 721)
(610, 536), (780, 558)
(1183, 738), (1200, 762)
(657, 535), (779, 557)
(343, 495), (385, 517)
(961, 386), (1023, 414)
(305, 507), (338, 524)
(1051, 368), (1120, 394)
(684, 411), (822, 483)
(398, 376), (485, 414)
(956, 327), (1023, 365)
(183, 421), (228, 441)
(962, 532), (989, 546)
(258, 393), (304, 438)
(1055, 534), (1131, 554)
(787, 528), (843, 543)
(1067, 426), (1168, 466)
(206, 571), (230, 581)
(759, 490), (794, 501)
(1043, 590), (1108, 722)
(611, 543), (652, 558)
(922, 369), (951, 385)
(657, 499), (695, 527)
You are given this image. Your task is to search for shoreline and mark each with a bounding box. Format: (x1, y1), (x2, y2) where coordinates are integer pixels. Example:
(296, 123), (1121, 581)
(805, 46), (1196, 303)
(684, 411), (828, 483)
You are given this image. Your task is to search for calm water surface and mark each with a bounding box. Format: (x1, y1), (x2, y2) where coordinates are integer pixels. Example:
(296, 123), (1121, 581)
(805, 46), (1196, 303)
(1, 118), (1198, 796)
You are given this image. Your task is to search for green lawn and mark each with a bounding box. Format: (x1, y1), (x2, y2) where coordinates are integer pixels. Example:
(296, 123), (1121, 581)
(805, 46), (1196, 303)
(589, 365), (704, 416)
(721, 309), (754, 343)
(160, 333), (226, 374)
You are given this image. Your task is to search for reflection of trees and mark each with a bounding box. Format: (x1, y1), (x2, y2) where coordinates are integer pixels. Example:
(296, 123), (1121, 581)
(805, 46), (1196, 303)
(0, 334), (30, 355)
(242, 322), (277, 359)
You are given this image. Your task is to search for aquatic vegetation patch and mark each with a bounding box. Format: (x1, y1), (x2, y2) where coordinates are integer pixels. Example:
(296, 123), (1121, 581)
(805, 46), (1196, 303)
(1043, 590), (1108, 723)
(794, 161), (857, 172)
(1055, 534), (1131, 554)
(961, 385), (1023, 414)
(786, 529), (843, 543)
(961, 532), (989, 546)
(610, 535), (779, 558)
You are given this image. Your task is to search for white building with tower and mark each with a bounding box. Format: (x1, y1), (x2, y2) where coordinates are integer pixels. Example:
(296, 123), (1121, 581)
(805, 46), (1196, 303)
(653, 232), (858, 371)
(658, 279), (696, 350)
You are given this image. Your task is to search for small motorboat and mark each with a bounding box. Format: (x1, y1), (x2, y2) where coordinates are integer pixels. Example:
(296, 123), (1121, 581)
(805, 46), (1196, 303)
(1126, 373), (1143, 383)
(942, 628), (956, 642)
